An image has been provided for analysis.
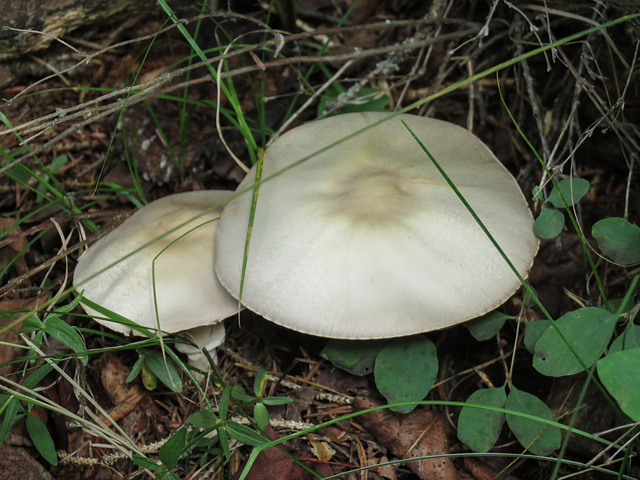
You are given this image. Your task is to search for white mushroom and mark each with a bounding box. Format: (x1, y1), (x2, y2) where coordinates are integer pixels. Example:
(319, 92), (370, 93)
(215, 112), (538, 339)
(73, 190), (239, 369)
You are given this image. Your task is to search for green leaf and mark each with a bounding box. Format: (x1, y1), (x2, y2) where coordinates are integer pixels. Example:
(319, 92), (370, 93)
(0, 396), (21, 443)
(219, 386), (230, 420)
(523, 320), (549, 353)
(321, 339), (388, 376)
(547, 177), (590, 208)
(318, 85), (390, 117)
(597, 348), (640, 421)
(225, 421), (268, 447)
(141, 361), (157, 390)
(219, 427), (231, 460)
(457, 386), (506, 452)
(19, 314), (43, 333)
(43, 316), (88, 365)
(609, 324), (640, 354)
(592, 217), (640, 266)
(532, 185), (543, 202)
(187, 409), (218, 430)
(144, 350), (183, 393)
(253, 369), (268, 398)
(159, 427), (187, 468)
(253, 402), (270, 430)
(49, 154), (68, 172)
(26, 414), (58, 465)
(533, 208), (564, 239)
(533, 307), (618, 377)
(132, 455), (162, 471)
(157, 470), (181, 480)
(230, 384), (255, 403)
(374, 336), (438, 414)
(23, 364), (53, 389)
(465, 311), (512, 341)
(522, 284), (538, 308)
(5, 162), (31, 185)
(262, 396), (292, 406)
(127, 357), (144, 383)
(505, 386), (561, 455)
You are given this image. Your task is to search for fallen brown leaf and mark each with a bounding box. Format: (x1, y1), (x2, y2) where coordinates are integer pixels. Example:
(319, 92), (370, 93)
(353, 396), (458, 480)
(232, 427), (333, 480)
(99, 353), (161, 432)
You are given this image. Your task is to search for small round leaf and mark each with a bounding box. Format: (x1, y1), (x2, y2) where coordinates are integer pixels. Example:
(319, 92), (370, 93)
(533, 307), (618, 377)
(597, 348), (640, 422)
(374, 336), (438, 414)
(505, 386), (560, 455)
(465, 311), (511, 341)
(547, 177), (590, 208)
(523, 320), (549, 354)
(533, 208), (564, 239)
(609, 324), (640, 355)
(457, 386), (506, 452)
(592, 217), (640, 266)
(321, 339), (388, 376)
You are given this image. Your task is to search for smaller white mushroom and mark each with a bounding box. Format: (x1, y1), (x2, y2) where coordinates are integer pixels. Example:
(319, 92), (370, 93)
(73, 190), (239, 372)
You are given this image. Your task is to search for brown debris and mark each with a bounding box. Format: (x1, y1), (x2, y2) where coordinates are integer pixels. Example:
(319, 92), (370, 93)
(0, 217), (30, 278)
(99, 353), (162, 433)
(232, 427), (333, 480)
(353, 396), (458, 480)
(0, 444), (55, 480)
(0, 296), (48, 377)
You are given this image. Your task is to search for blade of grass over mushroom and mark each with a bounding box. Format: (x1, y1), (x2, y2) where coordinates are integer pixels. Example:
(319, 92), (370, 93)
(399, 121), (603, 387)
(402, 121), (609, 390)
(400, 120), (537, 307)
(239, 150), (264, 303)
(208, 13), (640, 234)
(72, 194), (231, 293)
(150, 217), (220, 351)
(75, 296), (158, 339)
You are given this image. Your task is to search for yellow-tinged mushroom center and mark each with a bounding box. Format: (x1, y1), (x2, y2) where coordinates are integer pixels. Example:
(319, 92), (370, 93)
(326, 160), (426, 225)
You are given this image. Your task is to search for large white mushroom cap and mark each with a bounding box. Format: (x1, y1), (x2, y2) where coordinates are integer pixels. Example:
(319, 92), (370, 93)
(74, 190), (239, 340)
(214, 112), (538, 339)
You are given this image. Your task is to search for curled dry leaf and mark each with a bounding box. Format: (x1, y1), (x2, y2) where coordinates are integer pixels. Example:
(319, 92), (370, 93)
(353, 396), (457, 480)
(99, 353), (161, 433)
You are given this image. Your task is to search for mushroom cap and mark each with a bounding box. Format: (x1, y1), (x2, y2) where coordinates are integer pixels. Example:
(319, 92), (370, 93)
(74, 190), (239, 336)
(214, 112), (538, 339)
